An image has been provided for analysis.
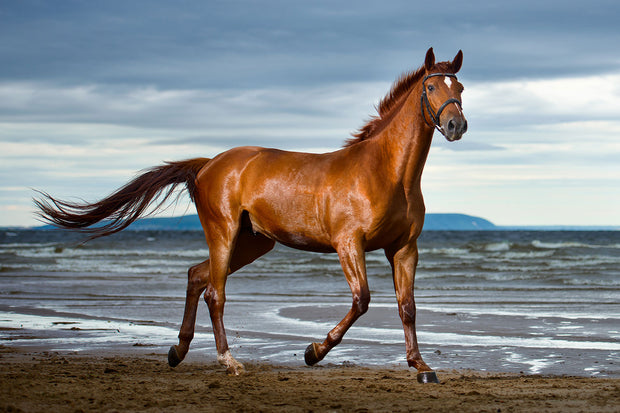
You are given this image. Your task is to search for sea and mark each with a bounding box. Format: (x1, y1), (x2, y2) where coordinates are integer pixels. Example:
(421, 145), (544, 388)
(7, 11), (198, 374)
(1, 229), (618, 377)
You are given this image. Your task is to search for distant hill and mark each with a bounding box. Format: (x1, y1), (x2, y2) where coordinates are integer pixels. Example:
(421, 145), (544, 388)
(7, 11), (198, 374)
(24, 214), (620, 231)
(126, 214), (203, 231)
(119, 213), (496, 231)
(422, 213), (496, 230)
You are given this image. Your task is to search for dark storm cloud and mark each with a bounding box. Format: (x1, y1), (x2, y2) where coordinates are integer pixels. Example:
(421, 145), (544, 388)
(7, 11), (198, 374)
(2, 0), (619, 151)
(1, 0), (619, 90)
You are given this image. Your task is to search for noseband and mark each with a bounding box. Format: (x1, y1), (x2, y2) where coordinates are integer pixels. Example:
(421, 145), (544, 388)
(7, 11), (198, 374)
(421, 73), (462, 135)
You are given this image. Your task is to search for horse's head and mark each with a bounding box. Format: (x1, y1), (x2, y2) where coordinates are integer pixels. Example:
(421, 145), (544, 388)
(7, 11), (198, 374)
(421, 48), (467, 142)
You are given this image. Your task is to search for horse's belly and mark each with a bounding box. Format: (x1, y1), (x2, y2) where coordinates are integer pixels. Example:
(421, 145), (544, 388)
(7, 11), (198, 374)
(269, 231), (335, 253)
(247, 210), (334, 253)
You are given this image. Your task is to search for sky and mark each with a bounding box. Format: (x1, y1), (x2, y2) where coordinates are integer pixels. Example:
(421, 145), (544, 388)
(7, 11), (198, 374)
(1, 0), (619, 227)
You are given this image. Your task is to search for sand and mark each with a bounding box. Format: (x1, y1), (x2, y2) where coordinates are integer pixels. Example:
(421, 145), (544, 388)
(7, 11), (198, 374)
(1, 347), (618, 412)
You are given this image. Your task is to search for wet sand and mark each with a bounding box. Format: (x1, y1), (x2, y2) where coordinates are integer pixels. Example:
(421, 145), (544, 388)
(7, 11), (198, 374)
(1, 346), (618, 412)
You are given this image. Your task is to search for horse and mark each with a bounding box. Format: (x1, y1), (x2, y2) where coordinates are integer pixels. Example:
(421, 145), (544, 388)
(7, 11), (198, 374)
(34, 47), (467, 383)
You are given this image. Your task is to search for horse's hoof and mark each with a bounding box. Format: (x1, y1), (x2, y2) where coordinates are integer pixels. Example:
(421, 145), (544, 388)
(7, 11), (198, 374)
(417, 371), (440, 384)
(217, 350), (245, 375)
(168, 345), (183, 368)
(226, 363), (245, 376)
(304, 343), (321, 366)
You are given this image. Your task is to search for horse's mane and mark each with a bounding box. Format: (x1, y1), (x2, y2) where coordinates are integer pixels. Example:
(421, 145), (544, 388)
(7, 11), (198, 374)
(345, 61), (452, 146)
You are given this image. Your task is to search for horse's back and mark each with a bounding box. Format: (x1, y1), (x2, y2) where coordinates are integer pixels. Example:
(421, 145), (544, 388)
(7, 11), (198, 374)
(193, 143), (411, 252)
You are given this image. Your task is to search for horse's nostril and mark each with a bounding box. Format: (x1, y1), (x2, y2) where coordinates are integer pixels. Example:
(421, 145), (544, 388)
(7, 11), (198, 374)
(448, 119), (456, 131)
(463, 120), (468, 133)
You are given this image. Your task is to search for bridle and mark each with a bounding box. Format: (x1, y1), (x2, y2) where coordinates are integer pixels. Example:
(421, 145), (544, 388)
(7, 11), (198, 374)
(420, 73), (462, 136)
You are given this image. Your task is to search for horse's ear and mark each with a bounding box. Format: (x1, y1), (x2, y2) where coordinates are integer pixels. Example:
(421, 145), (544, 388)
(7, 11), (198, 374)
(425, 47), (435, 71)
(451, 50), (463, 73)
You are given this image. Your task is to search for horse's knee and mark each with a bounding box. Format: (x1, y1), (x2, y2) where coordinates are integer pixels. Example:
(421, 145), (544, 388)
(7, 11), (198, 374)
(399, 300), (416, 324)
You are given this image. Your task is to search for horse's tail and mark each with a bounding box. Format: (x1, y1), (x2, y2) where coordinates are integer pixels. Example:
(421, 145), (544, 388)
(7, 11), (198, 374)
(34, 157), (211, 240)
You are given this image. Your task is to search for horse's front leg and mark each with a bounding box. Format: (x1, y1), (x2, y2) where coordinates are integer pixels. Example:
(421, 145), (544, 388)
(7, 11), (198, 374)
(305, 237), (370, 365)
(386, 241), (439, 383)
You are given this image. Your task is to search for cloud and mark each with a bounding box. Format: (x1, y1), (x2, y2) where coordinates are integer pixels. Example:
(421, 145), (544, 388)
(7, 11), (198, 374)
(2, 0), (620, 89)
(0, 80), (390, 150)
(466, 74), (620, 127)
(4, 71), (619, 146)
(1, 0), (620, 226)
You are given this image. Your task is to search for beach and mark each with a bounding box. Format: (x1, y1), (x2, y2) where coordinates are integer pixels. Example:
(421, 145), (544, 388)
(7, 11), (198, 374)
(2, 347), (619, 412)
(2, 230), (619, 377)
(1, 229), (619, 410)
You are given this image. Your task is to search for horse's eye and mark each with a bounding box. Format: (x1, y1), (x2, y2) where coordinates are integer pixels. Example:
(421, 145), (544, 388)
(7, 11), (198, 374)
(427, 85), (435, 92)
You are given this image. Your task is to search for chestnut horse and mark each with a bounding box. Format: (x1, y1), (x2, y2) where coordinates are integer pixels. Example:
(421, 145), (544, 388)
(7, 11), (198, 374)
(35, 48), (467, 383)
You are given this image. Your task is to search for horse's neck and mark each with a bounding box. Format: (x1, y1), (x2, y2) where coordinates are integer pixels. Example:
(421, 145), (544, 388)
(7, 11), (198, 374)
(375, 90), (434, 188)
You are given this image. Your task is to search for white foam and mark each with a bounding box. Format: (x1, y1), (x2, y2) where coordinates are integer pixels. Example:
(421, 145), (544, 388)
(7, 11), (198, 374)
(505, 353), (563, 374)
(0, 311), (205, 348)
(416, 304), (620, 320)
(262, 306), (620, 351)
(485, 242), (511, 252)
(532, 240), (617, 249)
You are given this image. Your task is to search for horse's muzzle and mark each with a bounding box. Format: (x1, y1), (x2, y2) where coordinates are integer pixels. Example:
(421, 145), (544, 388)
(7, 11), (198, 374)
(442, 116), (468, 142)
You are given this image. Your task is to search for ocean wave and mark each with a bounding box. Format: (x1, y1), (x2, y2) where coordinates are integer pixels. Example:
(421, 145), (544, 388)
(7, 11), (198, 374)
(1, 261), (189, 275)
(7, 246), (209, 260)
(563, 277), (620, 287)
(531, 240), (619, 249)
(419, 247), (471, 256)
(0, 242), (58, 249)
(484, 241), (512, 252)
(3, 230), (619, 293)
(502, 250), (555, 259)
(543, 257), (619, 269)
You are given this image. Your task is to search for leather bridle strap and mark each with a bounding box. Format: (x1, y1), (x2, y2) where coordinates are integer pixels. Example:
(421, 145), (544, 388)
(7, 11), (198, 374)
(421, 73), (462, 135)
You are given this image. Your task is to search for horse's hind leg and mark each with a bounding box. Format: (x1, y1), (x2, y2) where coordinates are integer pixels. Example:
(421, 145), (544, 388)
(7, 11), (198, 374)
(168, 260), (210, 367)
(169, 230), (274, 370)
(204, 229), (275, 375)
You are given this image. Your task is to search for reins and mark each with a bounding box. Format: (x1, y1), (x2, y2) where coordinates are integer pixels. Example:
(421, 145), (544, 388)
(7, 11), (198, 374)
(420, 73), (462, 136)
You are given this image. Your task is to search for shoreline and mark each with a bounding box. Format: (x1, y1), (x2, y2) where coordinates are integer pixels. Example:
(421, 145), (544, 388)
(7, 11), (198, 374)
(2, 301), (619, 379)
(1, 346), (619, 412)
